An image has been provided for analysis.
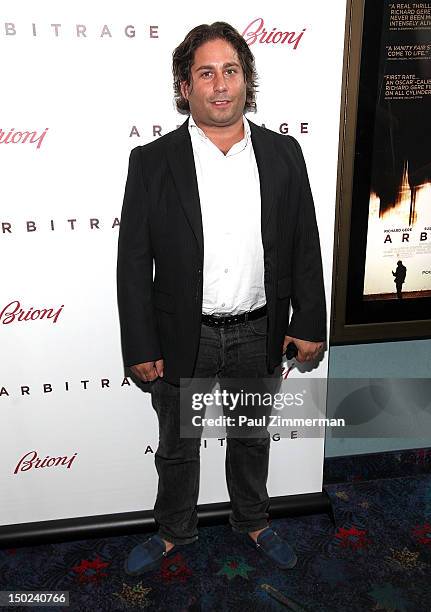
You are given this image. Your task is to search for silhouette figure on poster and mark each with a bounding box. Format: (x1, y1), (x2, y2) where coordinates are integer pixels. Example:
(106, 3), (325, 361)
(392, 260), (407, 299)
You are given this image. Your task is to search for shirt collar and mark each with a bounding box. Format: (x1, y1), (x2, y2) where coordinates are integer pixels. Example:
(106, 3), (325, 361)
(188, 114), (251, 153)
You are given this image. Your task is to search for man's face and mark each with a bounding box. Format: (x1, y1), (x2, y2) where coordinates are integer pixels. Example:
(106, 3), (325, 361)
(181, 38), (247, 129)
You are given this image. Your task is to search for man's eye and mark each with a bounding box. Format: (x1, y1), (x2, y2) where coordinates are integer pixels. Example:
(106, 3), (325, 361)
(201, 71), (212, 78)
(226, 68), (236, 75)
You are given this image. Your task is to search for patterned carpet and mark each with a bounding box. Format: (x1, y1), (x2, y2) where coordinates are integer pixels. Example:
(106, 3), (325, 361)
(1, 448), (430, 611)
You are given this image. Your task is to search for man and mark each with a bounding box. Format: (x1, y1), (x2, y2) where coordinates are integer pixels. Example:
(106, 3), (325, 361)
(117, 22), (326, 575)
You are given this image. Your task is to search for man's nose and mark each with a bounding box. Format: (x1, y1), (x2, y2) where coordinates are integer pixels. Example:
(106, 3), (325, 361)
(213, 72), (228, 92)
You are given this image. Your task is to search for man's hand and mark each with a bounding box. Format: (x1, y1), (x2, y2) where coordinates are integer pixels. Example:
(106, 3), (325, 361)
(130, 359), (164, 382)
(283, 336), (323, 363)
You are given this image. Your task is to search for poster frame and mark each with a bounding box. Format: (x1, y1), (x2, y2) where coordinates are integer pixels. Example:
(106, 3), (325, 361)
(331, 0), (431, 344)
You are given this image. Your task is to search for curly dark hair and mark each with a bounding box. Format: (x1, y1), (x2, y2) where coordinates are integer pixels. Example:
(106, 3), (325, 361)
(172, 21), (258, 114)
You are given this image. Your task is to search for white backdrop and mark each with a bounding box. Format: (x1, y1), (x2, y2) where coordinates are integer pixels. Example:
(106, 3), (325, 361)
(0, 0), (346, 526)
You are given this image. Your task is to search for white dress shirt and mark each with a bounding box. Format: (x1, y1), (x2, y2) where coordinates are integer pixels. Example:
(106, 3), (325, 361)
(188, 115), (266, 316)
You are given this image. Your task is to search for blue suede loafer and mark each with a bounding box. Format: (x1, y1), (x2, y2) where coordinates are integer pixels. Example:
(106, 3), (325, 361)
(235, 526), (298, 569)
(124, 534), (174, 575)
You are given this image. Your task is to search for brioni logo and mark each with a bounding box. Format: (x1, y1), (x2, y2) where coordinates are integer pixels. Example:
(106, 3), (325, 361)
(0, 128), (48, 149)
(0, 301), (64, 324)
(242, 18), (306, 48)
(14, 450), (77, 474)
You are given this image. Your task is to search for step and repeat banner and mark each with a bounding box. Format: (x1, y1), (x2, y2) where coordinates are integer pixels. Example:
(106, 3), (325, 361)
(1, 0), (346, 528)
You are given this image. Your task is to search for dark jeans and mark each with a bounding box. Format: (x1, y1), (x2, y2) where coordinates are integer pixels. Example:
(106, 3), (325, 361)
(150, 313), (281, 545)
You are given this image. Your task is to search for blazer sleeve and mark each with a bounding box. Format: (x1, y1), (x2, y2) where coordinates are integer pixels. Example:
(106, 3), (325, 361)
(116, 147), (162, 366)
(286, 139), (327, 343)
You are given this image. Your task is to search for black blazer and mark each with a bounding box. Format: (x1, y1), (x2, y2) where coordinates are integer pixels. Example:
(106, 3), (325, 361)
(117, 119), (326, 385)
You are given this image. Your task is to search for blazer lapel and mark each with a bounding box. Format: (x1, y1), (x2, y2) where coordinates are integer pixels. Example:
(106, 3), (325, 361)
(249, 120), (277, 234)
(166, 119), (204, 257)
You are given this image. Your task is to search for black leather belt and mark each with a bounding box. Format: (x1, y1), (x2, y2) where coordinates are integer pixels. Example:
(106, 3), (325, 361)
(201, 304), (267, 327)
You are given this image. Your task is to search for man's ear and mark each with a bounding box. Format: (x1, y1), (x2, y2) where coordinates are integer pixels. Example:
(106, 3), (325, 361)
(181, 81), (191, 100)
(180, 80), (189, 101)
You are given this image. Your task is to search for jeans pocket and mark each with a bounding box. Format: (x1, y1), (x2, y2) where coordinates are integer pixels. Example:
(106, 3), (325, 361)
(246, 315), (268, 337)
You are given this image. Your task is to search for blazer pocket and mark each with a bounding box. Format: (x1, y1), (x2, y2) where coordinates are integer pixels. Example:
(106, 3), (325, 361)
(277, 276), (291, 298)
(154, 290), (175, 313)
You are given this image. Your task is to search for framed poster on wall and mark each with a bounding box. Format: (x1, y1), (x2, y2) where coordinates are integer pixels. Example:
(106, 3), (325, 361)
(331, 0), (431, 343)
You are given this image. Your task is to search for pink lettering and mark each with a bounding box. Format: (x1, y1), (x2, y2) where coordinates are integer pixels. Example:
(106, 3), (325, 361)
(0, 301), (64, 324)
(0, 127), (49, 149)
(242, 18), (306, 49)
(14, 451), (77, 474)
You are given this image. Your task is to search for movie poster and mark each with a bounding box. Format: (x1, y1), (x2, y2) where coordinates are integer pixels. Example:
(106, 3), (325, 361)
(363, 1), (431, 301)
